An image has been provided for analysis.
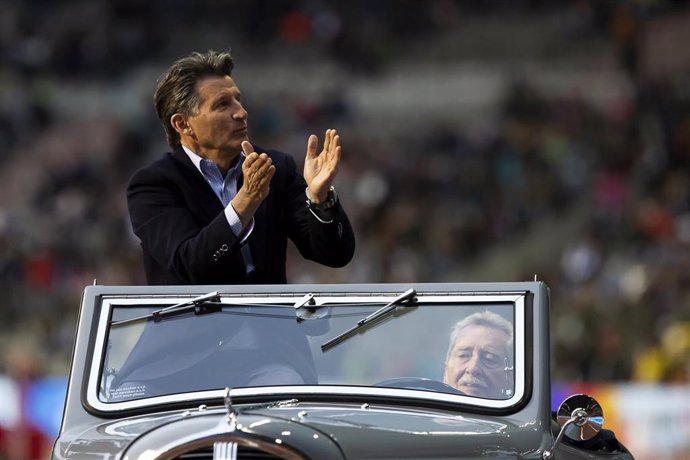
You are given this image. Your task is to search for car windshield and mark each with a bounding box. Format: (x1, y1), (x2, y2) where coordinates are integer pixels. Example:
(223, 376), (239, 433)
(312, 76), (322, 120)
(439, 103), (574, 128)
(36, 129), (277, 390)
(91, 290), (526, 411)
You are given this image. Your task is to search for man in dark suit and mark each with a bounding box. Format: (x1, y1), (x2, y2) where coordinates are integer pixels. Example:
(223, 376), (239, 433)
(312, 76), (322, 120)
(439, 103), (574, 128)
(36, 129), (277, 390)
(127, 50), (355, 285)
(116, 50), (355, 397)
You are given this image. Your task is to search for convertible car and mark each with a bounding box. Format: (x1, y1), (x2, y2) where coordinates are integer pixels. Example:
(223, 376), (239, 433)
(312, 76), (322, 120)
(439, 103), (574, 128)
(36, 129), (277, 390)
(53, 282), (633, 459)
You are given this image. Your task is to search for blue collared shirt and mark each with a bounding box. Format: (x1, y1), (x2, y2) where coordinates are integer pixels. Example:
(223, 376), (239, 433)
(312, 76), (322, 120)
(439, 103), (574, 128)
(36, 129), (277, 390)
(181, 145), (254, 243)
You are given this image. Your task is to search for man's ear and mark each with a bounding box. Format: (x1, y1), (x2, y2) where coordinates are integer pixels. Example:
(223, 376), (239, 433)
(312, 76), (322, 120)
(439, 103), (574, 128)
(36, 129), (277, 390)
(171, 113), (192, 135)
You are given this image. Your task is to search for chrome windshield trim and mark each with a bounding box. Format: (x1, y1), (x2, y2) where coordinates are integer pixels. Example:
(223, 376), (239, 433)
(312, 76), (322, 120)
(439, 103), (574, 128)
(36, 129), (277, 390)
(86, 292), (528, 414)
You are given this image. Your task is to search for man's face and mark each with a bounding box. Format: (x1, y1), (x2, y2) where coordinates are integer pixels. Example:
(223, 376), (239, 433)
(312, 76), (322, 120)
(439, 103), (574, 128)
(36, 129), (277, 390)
(184, 75), (249, 155)
(443, 324), (510, 399)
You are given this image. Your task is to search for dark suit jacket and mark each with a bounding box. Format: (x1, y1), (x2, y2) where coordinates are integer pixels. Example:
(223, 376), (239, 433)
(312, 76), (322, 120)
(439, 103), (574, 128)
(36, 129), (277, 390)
(127, 145), (355, 284)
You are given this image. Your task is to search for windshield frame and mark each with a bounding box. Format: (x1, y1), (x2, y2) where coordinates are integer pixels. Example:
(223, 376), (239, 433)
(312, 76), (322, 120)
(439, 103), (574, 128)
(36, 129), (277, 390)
(85, 291), (529, 414)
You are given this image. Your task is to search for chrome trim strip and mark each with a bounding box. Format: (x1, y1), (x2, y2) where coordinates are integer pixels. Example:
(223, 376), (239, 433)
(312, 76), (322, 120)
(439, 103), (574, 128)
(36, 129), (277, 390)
(86, 293), (528, 413)
(213, 441), (238, 460)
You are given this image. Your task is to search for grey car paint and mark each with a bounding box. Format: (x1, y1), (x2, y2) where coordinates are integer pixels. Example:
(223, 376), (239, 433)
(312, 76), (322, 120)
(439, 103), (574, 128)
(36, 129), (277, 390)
(52, 282), (632, 459)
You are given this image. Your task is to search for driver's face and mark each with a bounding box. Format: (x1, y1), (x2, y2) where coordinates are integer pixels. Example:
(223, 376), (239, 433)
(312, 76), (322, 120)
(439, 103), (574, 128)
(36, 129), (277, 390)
(443, 325), (510, 399)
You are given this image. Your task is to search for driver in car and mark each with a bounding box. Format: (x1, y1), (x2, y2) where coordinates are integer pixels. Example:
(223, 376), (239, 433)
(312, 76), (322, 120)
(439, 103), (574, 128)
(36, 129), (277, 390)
(442, 311), (513, 399)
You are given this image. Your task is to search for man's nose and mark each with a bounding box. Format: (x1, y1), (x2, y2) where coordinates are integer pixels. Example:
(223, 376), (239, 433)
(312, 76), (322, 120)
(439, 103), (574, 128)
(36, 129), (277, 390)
(465, 353), (482, 374)
(233, 102), (248, 120)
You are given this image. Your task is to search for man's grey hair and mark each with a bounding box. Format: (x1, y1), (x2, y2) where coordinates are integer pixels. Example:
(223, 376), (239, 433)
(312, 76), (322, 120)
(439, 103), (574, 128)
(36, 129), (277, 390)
(445, 310), (513, 363)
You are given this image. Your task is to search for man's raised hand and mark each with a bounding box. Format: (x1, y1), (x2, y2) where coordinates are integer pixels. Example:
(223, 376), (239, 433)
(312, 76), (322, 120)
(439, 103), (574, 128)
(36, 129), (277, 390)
(304, 128), (341, 203)
(231, 141), (275, 228)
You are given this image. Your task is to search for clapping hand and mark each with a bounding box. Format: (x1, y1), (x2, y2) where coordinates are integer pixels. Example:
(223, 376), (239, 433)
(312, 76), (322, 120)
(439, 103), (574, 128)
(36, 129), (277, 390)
(303, 129), (341, 203)
(231, 141), (276, 228)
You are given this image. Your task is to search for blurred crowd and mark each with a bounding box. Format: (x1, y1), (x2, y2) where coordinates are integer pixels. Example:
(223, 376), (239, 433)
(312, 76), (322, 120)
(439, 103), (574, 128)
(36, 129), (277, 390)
(1, 0), (690, 454)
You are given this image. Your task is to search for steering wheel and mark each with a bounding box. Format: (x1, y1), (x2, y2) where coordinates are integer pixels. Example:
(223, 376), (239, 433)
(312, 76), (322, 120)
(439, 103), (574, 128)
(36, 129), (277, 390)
(374, 377), (465, 395)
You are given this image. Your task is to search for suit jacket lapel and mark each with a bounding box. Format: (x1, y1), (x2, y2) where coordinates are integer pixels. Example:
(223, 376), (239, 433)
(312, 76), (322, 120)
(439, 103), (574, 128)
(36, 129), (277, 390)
(239, 145), (268, 274)
(170, 145), (269, 275)
(171, 146), (224, 221)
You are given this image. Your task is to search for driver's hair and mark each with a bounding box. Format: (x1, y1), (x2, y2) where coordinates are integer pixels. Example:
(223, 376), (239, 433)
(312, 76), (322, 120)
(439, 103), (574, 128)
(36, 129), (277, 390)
(445, 310), (513, 364)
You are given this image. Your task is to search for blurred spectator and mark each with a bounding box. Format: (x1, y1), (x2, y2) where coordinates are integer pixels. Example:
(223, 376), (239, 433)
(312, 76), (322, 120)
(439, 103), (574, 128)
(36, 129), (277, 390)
(0, 2), (688, 426)
(634, 321), (690, 383)
(0, 337), (51, 460)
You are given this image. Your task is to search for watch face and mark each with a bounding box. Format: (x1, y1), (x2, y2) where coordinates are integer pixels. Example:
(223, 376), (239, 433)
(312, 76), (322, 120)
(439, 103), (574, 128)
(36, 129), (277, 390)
(324, 188), (337, 209)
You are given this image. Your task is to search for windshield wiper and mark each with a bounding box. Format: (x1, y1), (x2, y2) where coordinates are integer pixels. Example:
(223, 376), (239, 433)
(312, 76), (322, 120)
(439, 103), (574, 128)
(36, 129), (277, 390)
(111, 291), (221, 326)
(321, 288), (417, 352)
(293, 293), (333, 322)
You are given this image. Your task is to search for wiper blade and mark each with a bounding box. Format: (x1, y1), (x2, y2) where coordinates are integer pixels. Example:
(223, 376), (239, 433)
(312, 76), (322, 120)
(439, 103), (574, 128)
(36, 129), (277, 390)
(111, 291), (221, 326)
(110, 291), (412, 328)
(321, 288), (417, 352)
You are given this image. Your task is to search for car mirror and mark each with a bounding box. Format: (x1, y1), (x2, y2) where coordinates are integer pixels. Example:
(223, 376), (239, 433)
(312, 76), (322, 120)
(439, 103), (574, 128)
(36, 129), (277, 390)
(543, 394), (604, 459)
(556, 394), (604, 441)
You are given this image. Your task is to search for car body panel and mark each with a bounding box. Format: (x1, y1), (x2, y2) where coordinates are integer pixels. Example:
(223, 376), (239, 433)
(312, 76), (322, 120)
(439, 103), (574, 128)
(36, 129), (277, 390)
(53, 282), (631, 459)
(57, 404), (547, 459)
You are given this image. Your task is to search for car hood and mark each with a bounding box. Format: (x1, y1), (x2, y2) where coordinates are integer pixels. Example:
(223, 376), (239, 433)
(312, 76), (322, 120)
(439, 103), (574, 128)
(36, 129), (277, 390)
(57, 402), (546, 459)
(250, 404), (544, 458)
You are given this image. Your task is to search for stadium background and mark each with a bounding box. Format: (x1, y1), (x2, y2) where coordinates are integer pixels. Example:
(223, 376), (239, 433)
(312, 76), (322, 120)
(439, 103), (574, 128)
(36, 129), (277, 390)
(0, 1), (688, 458)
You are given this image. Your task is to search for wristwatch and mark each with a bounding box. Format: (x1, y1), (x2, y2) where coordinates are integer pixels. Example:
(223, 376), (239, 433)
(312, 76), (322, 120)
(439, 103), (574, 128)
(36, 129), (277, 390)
(306, 186), (338, 213)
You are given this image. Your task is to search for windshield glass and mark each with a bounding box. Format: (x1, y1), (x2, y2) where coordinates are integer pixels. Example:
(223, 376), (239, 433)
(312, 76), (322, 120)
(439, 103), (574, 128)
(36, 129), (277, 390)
(94, 292), (524, 409)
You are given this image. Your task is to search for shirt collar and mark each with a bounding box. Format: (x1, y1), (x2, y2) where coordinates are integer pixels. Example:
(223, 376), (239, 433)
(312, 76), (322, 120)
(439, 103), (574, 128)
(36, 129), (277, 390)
(181, 144), (244, 177)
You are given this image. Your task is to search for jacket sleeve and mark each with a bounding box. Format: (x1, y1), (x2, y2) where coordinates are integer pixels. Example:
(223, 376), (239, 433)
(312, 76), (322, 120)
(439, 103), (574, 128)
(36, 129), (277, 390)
(127, 163), (242, 284)
(280, 153), (356, 268)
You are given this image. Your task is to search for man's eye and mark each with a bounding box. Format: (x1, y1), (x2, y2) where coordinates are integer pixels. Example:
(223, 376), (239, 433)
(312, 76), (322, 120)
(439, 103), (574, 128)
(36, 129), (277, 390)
(481, 352), (501, 368)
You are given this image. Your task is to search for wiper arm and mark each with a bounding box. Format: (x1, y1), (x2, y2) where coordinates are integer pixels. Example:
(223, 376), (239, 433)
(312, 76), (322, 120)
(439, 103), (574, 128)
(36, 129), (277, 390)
(293, 293), (315, 322)
(293, 293), (332, 322)
(321, 288), (417, 352)
(111, 291), (220, 326)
